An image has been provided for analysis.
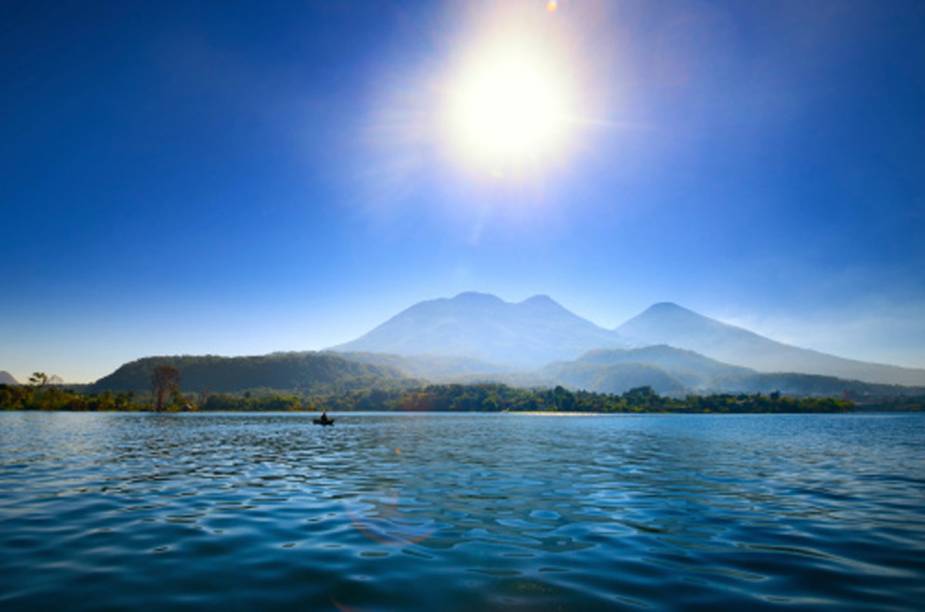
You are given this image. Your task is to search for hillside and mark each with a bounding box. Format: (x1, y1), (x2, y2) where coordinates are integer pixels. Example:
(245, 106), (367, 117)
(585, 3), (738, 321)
(0, 371), (18, 385)
(617, 302), (925, 386)
(93, 352), (410, 393)
(331, 351), (510, 380)
(571, 345), (754, 390)
(533, 345), (925, 399)
(540, 361), (686, 395)
(724, 372), (925, 400)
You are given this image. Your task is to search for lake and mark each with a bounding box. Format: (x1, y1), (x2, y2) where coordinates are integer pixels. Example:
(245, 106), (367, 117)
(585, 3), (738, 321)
(1, 412), (923, 610)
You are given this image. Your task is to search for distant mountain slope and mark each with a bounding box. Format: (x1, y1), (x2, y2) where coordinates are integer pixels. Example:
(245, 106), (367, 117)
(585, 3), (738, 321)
(540, 361), (686, 395)
(535, 345), (925, 398)
(724, 372), (925, 399)
(332, 351), (510, 381)
(617, 303), (925, 386)
(93, 352), (408, 393)
(0, 371), (18, 385)
(331, 292), (629, 368)
(574, 345), (754, 390)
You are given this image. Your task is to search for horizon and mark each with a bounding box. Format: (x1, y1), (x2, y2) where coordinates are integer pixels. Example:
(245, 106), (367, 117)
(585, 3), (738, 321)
(3, 290), (923, 384)
(3, 1), (925, 382)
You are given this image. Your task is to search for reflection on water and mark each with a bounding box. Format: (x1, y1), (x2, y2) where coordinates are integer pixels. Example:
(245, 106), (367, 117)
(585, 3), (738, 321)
(1, 412), (923, 610)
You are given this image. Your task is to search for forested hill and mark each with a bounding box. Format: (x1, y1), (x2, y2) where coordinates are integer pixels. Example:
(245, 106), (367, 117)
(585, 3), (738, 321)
(92, 352), (410, 393)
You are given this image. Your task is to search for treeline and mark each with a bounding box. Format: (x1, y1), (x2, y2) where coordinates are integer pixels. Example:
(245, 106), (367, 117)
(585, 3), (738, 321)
(1, 382), (862, 414)
(0, 384), (142, 411)
(305, 384), (854, 413)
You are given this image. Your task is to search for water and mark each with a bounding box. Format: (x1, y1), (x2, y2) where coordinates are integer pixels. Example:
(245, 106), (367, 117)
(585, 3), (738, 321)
(1, 412), (923, 610)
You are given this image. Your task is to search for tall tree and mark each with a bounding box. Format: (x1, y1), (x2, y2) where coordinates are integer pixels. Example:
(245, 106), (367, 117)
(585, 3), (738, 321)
(28, 372), (48, 387)
(151, 365), (180, 411)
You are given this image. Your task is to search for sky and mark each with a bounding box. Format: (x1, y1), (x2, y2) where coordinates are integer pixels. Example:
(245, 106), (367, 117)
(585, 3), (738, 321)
(2, 0), (924, 382)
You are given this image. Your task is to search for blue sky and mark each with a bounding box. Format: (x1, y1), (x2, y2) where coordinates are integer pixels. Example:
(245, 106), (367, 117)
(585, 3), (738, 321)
(2, 0), (924, 382)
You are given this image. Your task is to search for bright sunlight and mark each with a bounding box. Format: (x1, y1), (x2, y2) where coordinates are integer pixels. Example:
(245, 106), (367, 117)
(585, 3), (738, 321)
(446, 39), (573, 170)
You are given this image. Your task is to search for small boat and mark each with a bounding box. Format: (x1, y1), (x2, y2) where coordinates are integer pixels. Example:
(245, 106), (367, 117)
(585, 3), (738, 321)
(313, 417), (335, 426)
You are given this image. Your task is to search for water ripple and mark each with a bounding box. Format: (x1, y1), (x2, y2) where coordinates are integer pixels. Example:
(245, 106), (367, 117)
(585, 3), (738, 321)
(0, 411), (923, 610)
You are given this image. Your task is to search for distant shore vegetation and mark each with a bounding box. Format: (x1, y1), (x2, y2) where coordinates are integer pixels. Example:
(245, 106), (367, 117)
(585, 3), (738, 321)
(3, 379), (921, 414)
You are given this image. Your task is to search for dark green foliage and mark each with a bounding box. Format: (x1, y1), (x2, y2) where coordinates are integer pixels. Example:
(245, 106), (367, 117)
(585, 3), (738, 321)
(200, 393), (304, 411)
(210, 384), (856, 413)
(6, 382), (917, 414)
(0, 384), (141, 411)
(93, 352), (409, 393)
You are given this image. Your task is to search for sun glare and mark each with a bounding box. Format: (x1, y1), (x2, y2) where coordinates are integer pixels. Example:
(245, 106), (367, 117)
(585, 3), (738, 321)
(446, 40), (572, 170)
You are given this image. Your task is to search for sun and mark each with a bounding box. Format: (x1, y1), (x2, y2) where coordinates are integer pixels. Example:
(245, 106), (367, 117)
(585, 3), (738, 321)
(446, 40), (572, 170)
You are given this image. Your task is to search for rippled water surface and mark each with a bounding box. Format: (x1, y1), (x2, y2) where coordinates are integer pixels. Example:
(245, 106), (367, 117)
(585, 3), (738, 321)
(1, 412), (924, 610)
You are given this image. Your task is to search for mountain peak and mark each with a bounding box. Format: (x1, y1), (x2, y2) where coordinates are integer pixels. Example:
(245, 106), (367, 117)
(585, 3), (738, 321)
(520, 294), (561, 308)
(331, 291), (628, 367)
(618, 303), (925, 386)
(451, 291), (504, 304)
(620, 303), (734, 342)
(632, 302), (718, 328)
(644, 302), (696, 316)
(332, 292), (925, 386)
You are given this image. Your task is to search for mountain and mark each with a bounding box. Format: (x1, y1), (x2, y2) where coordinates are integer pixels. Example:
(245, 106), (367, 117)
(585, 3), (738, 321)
(617, 302), (925, 386)
(332, 351), (511, 381)
(0, 372), (66, 386)
(536, 346), (925, 399)
(331, 292), (925, 388)
(571, 345), (754, 390)
(720, 372), (925, 399)
(540, 360), (687, 395)
(331, 292), (629, 368)
(90, 294), (923, 397)
(93, 352), (409, 393)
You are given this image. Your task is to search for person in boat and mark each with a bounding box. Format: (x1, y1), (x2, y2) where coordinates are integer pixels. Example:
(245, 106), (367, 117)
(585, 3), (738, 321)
(320, 411), (333, 424)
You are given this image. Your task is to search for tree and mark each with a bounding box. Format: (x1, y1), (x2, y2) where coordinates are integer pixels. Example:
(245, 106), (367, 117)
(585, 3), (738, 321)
(623, 386), (659, 408)
(553, 385), (575, 412)
(151, 365), (180, 412)
(29, 372), (48, 387)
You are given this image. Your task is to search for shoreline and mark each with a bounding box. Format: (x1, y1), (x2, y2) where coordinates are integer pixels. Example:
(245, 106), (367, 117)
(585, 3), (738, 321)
(0, 408), (919, 415)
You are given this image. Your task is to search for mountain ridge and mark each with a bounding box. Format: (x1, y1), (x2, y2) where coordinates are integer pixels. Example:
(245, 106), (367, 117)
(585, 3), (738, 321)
(81, 292), (925, 396)
(617, 302), (925, 386)
(533, 346), (925, 399)
(332, 292), (925, 386)
(331, 291), (630, 367)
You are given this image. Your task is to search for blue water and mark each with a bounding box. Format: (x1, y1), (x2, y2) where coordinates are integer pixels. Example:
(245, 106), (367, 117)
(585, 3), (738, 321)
(1, 412), (923, 610)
